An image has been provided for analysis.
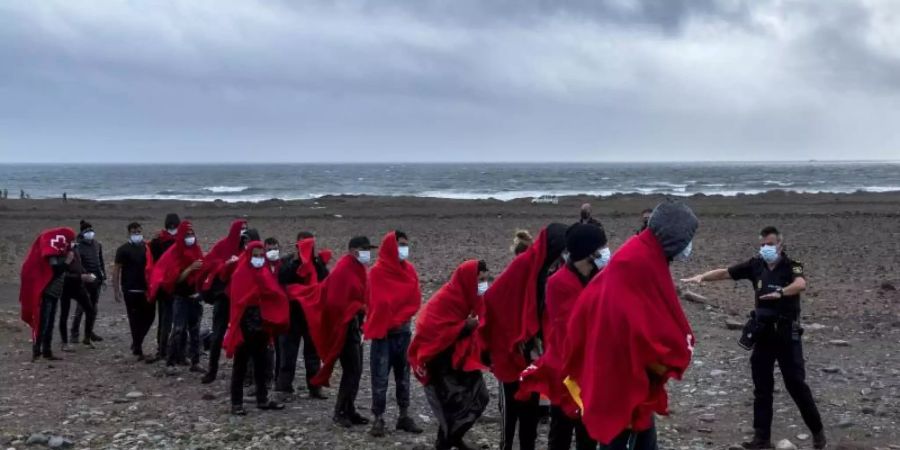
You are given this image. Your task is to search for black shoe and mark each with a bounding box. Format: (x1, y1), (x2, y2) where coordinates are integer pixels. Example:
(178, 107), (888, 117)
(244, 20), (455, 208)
(135, 354), (145, 362)
(82, 338), (95, 349)
(813, 430), (827, 449)
(309, 387), (328, 400)
(231, 405), (247, 416)
(396, 416), (423, 434)
(201, 372), (216, 384)
(333, 415), (353, 428)
(350, 412), (370, 425)
(741, 436), (773, 449)
(257, 401), (285, 411)
(189, 364), (205, 374)
(145, 354), (161, 364)
(43, 353), (62, 361)
(90, 333), (104, 342)
(369, 417), (386, 437)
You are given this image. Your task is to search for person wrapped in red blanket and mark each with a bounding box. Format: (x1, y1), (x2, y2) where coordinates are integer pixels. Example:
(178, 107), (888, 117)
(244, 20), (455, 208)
(562, 200), (698, 449)
(20, 227), (76, 361)
(199, 219), (248, 384)
(364, 230), (423, 436)
(222, 240), (289, 415)
(479, 223), (567, 450)
(518, 223), (609, 450)
(145, 212), (181, 363)
(148, 220), (206, 372)
(409, 259), (491, 450)
(306, 236), (375, 428)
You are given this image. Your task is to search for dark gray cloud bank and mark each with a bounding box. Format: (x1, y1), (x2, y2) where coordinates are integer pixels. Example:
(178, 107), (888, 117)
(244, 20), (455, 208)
(1, 0), (898, 162)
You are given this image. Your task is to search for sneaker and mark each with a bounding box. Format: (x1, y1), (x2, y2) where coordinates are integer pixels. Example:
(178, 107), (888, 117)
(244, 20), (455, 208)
(82, 338), (95, 349)
(333, 415), (353, 428)
(741, 436), (774, 449)
(135, 354), (145, 362)
(257, 401), (285, 411)
(396, 416), (423, 434)
(90, 333), (104, 342)
(309, 387), (328, 400)
(201, 372), (217, 384)
(42, 353), (62, 361)
(145, 354), (162, 364)
(369, 417), (387, 437)
(61, 343), (75, 353)
(164, 366), (179, 377)
(231, 405), (247, 416)
(813, 431), (827, 449)
(189, 364), (206, 374)
(350, 412), (370, 426)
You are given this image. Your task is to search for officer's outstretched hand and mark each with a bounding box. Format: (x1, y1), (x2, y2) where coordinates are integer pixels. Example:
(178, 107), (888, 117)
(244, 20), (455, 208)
(681, 275), (704, 285)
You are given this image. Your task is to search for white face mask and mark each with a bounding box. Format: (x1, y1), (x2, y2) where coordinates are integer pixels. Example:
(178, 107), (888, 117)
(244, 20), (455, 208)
(477, 281), (489, 296)
(673, 240), (693, 262)
(594, 247), (611, 269)
(82, 231), (95, 241)
(398, 245), (410, 261)
(266, 249), (280, 262)
(184, 236), (196, 247)
(167, 228), (178, 236)
(130, 234), (144, 244)
(250, 256), (266, 269)
(356, 250), (371, 265)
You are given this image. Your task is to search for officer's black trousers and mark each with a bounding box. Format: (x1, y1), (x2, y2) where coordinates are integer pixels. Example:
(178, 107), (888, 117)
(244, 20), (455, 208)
(750, 325), (824, 439)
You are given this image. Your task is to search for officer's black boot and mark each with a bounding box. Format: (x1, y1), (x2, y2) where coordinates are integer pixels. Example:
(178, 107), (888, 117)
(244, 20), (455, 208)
(741, 432), (773, 449)
(812, 430), (827, 449)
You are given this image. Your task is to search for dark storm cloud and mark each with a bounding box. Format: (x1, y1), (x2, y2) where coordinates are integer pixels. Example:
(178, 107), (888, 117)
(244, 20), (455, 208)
(0, 0), (898, 162)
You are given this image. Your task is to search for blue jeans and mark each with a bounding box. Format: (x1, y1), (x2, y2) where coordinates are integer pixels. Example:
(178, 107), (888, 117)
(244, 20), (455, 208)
(167, 296), (202, 366)
(370, 325), (412, 417)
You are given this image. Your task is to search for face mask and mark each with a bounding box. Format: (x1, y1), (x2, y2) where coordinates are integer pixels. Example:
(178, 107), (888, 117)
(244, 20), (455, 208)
(250, 256), (266, 269)
(184, 236), (196, 247)
(266, 249), (280, 262)
(673, 241), (693, 262)
(83, 231), (95, 241)
(167, 228), (178, 236)
(594, 247), (611, 269)
(356, 250), (371, 265)
(759, 244), (779, 263)
(398, 245), (410, 261)
(130, 234), (144, 244)
(477, 281), (489, 296)
(562, 252), (570, 263)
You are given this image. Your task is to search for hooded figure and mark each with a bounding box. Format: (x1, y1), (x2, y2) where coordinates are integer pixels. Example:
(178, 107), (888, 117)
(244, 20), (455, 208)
(20, 227), (76, 359)
(562, 200), (697, 447)
(69, 220), (105, 344)
(146, 212), (182, 363)
(223, 241), (289, 415)
(479, 223), (567, 450)
(148, 221), (203, 300)
(408, 260), (490, 450)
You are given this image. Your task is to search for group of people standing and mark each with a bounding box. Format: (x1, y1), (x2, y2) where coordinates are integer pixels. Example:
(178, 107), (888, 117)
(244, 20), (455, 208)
(19, 199), (826, 450)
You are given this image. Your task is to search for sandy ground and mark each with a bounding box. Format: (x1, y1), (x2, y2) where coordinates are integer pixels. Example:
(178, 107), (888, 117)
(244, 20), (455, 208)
(1, 192), (899, 449)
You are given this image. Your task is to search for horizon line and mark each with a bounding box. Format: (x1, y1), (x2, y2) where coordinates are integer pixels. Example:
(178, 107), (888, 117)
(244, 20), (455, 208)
(1, 159), (898, 165)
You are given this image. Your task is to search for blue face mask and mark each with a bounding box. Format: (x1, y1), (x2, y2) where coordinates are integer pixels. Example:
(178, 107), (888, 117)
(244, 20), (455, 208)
(673, 241), (692, 262)
(759, 244), (779, 263)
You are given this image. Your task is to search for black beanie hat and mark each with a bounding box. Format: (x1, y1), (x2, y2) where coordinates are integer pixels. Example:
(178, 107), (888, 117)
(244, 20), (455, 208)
(566, 223), (608, 262)
(164, 213), (181, 229)
(648, 200), (698, 258)
(80, 220), (93, 232)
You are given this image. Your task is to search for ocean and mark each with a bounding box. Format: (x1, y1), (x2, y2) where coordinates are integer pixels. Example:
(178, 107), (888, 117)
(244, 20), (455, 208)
(0, 162), (897, 202)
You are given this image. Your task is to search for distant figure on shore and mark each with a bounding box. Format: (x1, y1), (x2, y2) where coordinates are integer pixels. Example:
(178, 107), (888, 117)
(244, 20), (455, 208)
(579, 203), (601, 227)
(63, 192), (67, 203)
(510, 230), (533, 255)
(21, 189), (26, 199)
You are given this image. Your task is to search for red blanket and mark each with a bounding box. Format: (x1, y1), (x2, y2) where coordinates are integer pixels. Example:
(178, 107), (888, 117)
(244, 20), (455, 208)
(148, 221), (203, 301)
(562, 230), (695, 444)
(20, 227), (76, 340)
(408, 260), (485, 385)
(479, 227), (550, 383)
(199, 219), (246, 291)
(517, 265), (587, 415)
(223, 241), (290, 357)
(308, 254), (368, 387)
(363, 232), (421, 340)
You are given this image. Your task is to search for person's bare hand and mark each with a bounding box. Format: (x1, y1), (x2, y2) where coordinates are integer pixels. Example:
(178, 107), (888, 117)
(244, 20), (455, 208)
(189, 260), (203, 271)
(227, 255), (239, 264)
(680, 275), (704, 285)
(759, 292), (782, 301)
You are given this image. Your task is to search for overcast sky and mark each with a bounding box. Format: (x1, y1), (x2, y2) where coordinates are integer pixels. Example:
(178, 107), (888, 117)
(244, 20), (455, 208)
(1, 0), (898, 163)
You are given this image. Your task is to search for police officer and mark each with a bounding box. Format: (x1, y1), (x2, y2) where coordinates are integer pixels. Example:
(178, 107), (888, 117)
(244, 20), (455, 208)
(682, 226), (825, 449)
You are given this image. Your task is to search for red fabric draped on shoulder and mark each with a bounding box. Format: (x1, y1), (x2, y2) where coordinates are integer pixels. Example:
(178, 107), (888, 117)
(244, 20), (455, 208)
(20, 227), (76, 340)
(561, 230), (695, 444)
(148, 221), (203, 301)
(308, 254), (368, 387)
(479, 227), (549, 383)
(199, 219), (246, 291)
(517, 266), (585, 414)
(363, 232), (421, 340)
(223, 241), (290, 357)
(408, 260), (485, 385)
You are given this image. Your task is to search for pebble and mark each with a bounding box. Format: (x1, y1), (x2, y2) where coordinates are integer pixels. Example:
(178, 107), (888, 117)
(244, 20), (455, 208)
(47, 436), (72, 448)
(837, 417), (854, 428)
(775, 439), (797, 450)
(25, 433), (49, 445)
(828, 339), (850, 347)
(725, 319), (744, 330)
(125, 391), (144, 399)
(821, 366), (842, 374)
(710, 370), (727, 377)
(796, 433), (809, 441)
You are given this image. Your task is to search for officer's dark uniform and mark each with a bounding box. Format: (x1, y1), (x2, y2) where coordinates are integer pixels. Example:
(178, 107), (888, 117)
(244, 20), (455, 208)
(728, 253), (824, 441)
